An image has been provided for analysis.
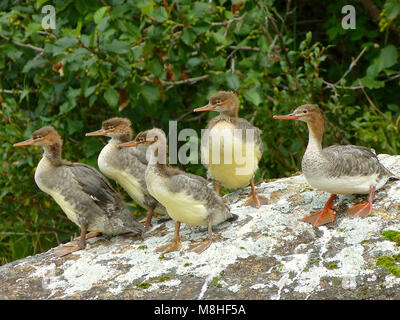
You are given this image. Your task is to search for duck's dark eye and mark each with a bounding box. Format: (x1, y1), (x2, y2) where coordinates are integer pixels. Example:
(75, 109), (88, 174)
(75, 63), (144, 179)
(303, 110), (308, 113)
(216, 100), (222, 104)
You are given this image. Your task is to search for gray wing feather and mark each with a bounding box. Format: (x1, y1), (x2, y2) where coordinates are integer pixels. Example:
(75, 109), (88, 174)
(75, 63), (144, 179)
(166, 172), (233, 224)
(69, 163), (122, 213)
(68, 163), (144, 234)
(322, 145), (393, 178)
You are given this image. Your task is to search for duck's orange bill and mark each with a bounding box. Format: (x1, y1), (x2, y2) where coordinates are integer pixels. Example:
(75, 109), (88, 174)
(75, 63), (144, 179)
(13, 138), (35, 147)
(118, 141), (139, 148)
(273, 114), (300, 120)
(193, 104), (216, 112)
(85, 129), (108, 136)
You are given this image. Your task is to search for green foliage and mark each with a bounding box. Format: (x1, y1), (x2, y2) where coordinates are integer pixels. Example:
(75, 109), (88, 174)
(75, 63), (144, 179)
(1, 0), (400, 265)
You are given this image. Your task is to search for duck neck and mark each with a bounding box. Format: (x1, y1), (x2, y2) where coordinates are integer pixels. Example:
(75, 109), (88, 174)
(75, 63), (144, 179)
(220, 106), (238, 121)
(43, 142), (63, 166)
(147, 137), (168, 168)
(305, 120), (324, 154)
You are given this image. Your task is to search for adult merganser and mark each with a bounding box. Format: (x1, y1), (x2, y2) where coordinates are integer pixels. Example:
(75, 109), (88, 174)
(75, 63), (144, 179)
(119, 128), (237, 254)
(193, 91), (268, 208)
(14, 126), (144, 255)
(273, 104), (394, 227)
(86, 117), (167, 228)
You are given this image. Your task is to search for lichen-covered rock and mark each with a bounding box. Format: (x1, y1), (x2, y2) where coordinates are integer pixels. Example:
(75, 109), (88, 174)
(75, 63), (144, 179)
(1, 154), (400, 300)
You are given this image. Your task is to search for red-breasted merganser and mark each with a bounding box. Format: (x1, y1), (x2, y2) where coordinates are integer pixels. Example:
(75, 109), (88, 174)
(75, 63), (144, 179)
(273, 104), (394, 227)
(119, 128), (237, 254)
(193, 91), (268, 208)
(86, 117), (167, 228)
(14, 126), (144, 255)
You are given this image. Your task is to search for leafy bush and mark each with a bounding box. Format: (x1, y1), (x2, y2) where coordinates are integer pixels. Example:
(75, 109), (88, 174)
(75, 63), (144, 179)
(1, 0), (400, 264)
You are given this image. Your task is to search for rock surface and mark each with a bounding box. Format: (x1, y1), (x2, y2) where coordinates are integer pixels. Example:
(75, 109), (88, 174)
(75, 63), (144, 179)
(1, 154), (400, 300)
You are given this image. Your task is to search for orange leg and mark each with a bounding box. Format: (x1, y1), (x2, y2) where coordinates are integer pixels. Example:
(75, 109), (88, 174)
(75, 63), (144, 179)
(140, 206), (155, 228)
(72, 231), (101, 241)
(215, 181), (227, 203)
(347, 186), (375, 218)
(302, 194), (337, 227)
(155, 221), (184, 254)
(55, 224), (89, 257)
(216, 181), (221, 196)
(244, 178), (269, 209)
(188, 218), (213, 254)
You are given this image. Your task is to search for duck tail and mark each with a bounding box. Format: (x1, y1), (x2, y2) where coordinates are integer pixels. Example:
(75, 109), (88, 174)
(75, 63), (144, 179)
(227, 213), (239, 222)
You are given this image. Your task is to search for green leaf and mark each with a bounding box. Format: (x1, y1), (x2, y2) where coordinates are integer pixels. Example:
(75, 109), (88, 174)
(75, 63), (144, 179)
(384, 0), (400, 20)
(181, 29), (196, 46)
(140, 85), (160, 103)
(244, 90), (261, 106)
(22, 58), (47, 73)
(211, 56), (226, 70)
(104, 40), (130, 54)
(59, 101), (75, 114)
(149, 58), (163, 77)
(356, 76), (385, 89)
(67, 118), (83, 135)
(25, 22), (42, 39)
(104, 87), (119, 107)
(94, 6), (109, 25)
(211, 31), (228, 45)
(367, 45), (398, 77)
(138, 0), (154, 15)
(36, 0), (49, 7)
(4, 44), (23, 61)
(378, 45), (398, 69)
(132, 45), (143, 61)
(192, 2), (210, 18)
(52, 35), (78, 55)
(187, 57), (202, 68)
(151, 7), (168, 22)
(225, 73), (240, 90)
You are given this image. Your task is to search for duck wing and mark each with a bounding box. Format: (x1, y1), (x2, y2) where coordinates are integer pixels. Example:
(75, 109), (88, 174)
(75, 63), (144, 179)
(232, 118), (264, 155)
(69, 163), (123, 214)
(165, 169), (233, 223)
(322, 145), (394, 178)
(68, 163), (144, 234)
(126, 144), (149, 166)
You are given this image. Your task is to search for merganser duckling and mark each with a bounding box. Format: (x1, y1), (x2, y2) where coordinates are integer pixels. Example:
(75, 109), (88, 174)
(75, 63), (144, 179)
(14, 126), (144, 255)
(86, 117), (167, 228)
(193, 91), (268, 208)
(119, 128), (237, 254)
(273, 104), (394, 227)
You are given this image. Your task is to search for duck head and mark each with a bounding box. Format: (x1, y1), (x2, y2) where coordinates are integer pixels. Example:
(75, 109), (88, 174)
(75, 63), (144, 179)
(14, 126), (62, 148)
(86, 117), (133, 142)
(194, 91), (239, 118)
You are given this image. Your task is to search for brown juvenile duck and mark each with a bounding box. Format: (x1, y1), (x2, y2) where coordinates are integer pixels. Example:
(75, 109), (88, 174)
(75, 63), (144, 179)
(119, 128), (237, 254)
(193, 91), (268, 208)
(14, 126), (144, 256)
(274, 104), (394, 227)
(86, 117), (167, 228)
